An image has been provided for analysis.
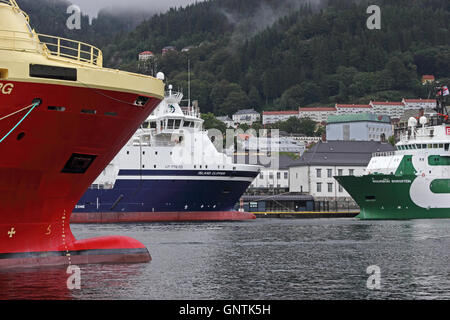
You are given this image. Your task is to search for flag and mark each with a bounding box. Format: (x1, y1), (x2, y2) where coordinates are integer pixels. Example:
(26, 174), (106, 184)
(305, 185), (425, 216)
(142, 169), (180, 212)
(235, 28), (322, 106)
(443, 86), (449, 96)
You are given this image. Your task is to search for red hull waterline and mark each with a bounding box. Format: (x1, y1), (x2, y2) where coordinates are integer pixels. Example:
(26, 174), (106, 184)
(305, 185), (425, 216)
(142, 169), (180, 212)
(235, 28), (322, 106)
(71, 211), (256, 223)
(0, 80), (161, 268)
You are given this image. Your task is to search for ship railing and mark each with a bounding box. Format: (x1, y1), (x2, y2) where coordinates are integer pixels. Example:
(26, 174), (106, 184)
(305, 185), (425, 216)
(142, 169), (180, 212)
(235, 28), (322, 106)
(0, 29), (103, 67)
(0, 0), (30, 22)
(372, 151), (396, 157)
(165, 91), (183, 101)
(38, 34), (103, 67)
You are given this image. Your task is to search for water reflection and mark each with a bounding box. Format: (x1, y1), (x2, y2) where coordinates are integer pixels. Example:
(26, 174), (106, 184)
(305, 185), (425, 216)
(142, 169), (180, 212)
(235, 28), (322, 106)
(0, 219), (449, 300)
(0, 267), (72, 300)
(0, 262), (147, 300)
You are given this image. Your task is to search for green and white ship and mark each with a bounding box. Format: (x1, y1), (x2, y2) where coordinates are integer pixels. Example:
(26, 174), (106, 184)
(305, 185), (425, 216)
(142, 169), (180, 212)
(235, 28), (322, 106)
(336, 94), (450, 220)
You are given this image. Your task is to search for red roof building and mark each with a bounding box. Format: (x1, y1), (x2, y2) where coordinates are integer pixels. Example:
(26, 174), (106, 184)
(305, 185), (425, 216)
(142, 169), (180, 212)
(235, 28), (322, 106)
(403, 99), (436, 103)
(139, 51), (154, 61)
(369, 101), (405, 118)
(298, 107), (337, 122)
(336, 104), (372, 109)
(262, 110), (299, 125)
(421, 75), (435, 84)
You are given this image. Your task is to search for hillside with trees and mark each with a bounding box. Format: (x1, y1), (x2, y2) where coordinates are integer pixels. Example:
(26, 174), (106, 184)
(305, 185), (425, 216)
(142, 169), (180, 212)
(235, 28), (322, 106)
(103, 0), (450, 116)
(17, 0), (157, 47)
(18, 0), (450, 117)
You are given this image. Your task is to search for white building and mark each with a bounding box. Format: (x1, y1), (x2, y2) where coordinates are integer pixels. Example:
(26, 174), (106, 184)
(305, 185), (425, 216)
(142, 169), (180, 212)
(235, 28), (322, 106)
(216, 116), (234, 128)
(138, 51), (154, 61)
(298, 107), (337, 123)
(369, 101), (406, 119)
(289, 141), (395, 198)
(262, 111), (299, 125)
(233, 109), (261, 126)
(402, 99), (437, 110)
(244, 136), (306, 153)
(336, 104), (373, 115)
(326, 113), (393, 141)
(250, 154), (301, 190)
(291, 136), (322, 145)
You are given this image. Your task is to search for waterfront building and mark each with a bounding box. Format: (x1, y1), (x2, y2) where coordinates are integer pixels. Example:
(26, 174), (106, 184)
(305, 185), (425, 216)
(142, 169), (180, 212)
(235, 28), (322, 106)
(249, 154), (302, 191)
(288, 141), (395, 205)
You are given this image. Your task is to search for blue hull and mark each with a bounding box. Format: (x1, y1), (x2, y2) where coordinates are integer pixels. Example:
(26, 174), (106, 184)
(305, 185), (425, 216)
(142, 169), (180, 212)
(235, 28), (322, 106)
(74, 177), (255, 213)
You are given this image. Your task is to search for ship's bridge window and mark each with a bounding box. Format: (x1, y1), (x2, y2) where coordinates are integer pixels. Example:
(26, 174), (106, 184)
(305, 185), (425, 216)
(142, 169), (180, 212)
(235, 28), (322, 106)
(175, 119), (181, 129)
(445, 144), (449, 151)
(417, 144), (422, 149)
(422, 144), (427, 149)
(167, 119), (175, 129)
(433, 144), (439, 148)
(143, 121), (150, 129)
(184, 121), (193, 128)
(439, 144), (444, 148)
(428, 144), (433, 149)
(150, 122), (157, 129)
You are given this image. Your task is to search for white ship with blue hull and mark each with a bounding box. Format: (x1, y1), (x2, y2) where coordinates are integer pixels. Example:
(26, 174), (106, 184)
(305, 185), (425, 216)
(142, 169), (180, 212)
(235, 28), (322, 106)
(72, 87), (261, 222)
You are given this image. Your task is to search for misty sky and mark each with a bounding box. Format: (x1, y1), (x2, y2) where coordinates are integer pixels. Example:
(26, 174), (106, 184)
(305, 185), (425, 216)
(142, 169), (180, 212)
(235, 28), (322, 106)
(70, 0), (205, 18)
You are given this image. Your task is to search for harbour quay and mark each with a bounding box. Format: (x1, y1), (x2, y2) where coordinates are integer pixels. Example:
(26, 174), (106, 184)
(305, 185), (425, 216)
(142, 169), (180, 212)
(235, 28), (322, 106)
(240, 194), (359, 219)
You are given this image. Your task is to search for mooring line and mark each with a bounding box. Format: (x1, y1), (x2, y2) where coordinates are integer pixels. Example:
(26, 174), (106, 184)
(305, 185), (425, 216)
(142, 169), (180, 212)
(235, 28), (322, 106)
(0, 100), (40, 143)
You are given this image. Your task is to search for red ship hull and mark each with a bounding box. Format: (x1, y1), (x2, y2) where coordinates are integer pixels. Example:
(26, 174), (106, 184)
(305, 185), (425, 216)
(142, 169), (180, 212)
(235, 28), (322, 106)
(0, 80), (161, 268)
(71, 211), (256, 223)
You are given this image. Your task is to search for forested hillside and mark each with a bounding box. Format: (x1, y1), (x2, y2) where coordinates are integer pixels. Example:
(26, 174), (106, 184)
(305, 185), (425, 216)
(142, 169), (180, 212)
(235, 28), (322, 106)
(16, 0), (450, 116)
(103, 0), (450, 116)
(16, 0), (156, 47)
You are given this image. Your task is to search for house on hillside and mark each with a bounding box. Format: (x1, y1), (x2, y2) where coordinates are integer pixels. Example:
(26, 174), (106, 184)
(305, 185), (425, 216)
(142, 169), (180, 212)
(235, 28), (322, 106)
(298, 107), (337, 123)
(336, 104), (372, 115)
(421, 75), (435, 85)
(232, 109), (261, 126)
(216, 116), (234, 128)
(262, 111), (299, 125)
(369, 101), (405, 119)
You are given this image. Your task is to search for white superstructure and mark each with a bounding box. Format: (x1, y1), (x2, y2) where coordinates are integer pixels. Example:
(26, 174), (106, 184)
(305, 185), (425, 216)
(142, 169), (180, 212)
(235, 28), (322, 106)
(93, 87), (261, 188)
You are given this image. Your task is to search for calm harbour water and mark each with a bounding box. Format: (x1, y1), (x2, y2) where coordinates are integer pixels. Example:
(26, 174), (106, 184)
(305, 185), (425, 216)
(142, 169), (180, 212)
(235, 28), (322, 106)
(0, 218), (449, 300)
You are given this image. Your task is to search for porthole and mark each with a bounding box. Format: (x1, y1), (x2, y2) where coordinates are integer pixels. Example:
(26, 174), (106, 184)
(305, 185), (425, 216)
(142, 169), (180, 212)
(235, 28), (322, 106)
(17, 132), (25, 141)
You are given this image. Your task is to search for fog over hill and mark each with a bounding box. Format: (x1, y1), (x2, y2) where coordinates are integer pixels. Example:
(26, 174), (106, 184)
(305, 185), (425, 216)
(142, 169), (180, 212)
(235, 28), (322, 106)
(69, 0), (207, 18)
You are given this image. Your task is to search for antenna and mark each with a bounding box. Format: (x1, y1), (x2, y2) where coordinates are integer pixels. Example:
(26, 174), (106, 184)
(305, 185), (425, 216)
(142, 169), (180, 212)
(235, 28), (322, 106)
(188, 58), (191, 108)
